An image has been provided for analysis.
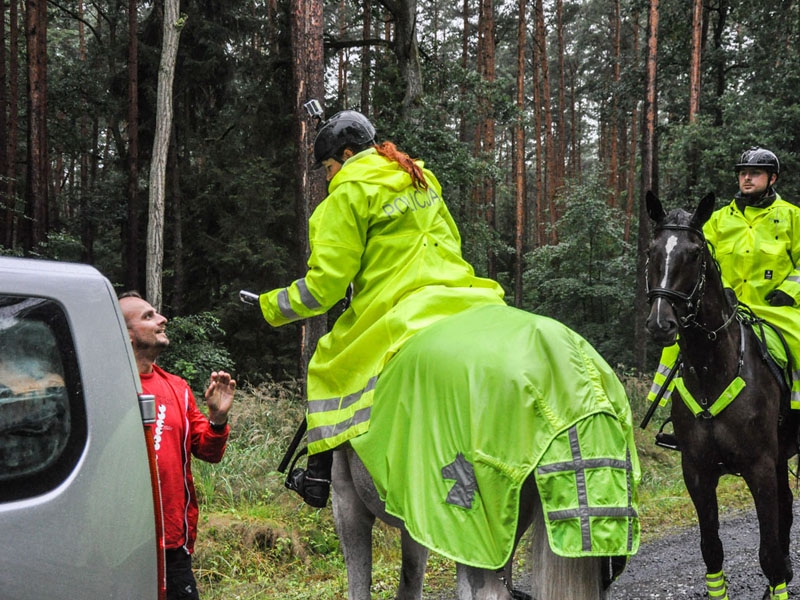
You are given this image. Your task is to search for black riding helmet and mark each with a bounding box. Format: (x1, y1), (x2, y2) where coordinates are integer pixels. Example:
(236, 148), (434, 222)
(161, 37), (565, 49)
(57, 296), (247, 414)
(313, 110), (377, 168)
(735, 147), (780, 179)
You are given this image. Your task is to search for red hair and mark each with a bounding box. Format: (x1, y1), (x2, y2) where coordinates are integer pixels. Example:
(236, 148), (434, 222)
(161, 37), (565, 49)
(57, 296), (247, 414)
(374, 141), (429, 190)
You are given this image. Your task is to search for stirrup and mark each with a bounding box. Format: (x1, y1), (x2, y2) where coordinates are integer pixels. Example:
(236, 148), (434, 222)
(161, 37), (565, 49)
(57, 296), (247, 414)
(655, 417), (680, 451)
(284, 446), (331, 508)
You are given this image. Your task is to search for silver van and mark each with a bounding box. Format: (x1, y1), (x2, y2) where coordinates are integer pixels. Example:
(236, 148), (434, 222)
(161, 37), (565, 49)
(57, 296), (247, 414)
(0, 257), (163, 599)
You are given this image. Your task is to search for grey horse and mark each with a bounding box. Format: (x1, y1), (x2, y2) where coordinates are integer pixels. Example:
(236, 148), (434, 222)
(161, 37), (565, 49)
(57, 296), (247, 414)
(327, 304), (639, 600)
(332, 446), (609, 600)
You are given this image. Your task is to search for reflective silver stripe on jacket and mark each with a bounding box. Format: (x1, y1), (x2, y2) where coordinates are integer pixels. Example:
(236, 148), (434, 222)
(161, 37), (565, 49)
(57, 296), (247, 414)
(536, 426), (637, 553)
(308, 376), (378, 414)
(277, 278), (321, 321)
(306, 376), (378, 444)
(296, 278), (322, 309)
(785, 276), (800, 284)
(307, 406), (372, 445)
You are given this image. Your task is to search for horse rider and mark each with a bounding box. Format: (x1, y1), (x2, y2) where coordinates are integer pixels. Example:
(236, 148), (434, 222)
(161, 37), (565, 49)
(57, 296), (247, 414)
(649, 146), (800, 410)
(252, 107), (506, 507)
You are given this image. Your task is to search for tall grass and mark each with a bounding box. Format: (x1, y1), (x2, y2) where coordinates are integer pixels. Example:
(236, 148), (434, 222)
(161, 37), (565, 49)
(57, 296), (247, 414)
(191, 373), (754, 599)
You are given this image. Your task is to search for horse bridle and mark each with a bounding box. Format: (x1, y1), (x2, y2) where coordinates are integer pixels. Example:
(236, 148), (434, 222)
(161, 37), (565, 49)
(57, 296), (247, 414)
(646, 223), (737, 340)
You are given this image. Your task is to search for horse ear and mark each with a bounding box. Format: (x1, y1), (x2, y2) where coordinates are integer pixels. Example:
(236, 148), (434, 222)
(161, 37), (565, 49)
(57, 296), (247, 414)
(690, 192), (716, 229)
(645, 190), (665, 223)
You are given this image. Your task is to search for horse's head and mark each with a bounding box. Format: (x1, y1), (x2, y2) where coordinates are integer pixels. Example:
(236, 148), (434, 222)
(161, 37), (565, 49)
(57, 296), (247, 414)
(644, 191), (716, 346)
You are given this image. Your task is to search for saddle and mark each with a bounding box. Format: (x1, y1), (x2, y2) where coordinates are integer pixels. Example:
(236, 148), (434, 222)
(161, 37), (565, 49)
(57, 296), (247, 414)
(653, 306), (795, 452)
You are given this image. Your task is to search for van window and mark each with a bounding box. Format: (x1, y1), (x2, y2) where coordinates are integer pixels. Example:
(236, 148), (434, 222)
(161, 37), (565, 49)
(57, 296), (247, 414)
(0, 296), (87, 501)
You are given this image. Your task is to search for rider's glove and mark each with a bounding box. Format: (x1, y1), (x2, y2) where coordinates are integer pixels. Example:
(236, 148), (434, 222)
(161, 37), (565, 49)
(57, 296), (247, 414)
(766, 289), (795, 307)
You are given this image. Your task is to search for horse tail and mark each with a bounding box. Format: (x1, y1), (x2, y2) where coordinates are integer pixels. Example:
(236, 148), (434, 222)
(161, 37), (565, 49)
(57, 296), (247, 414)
(529, 490), (606, 600)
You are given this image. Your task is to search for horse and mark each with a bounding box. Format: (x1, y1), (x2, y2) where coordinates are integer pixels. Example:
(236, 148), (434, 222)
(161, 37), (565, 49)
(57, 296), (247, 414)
(328, 303), (640, 600)
(644, 190), (798, 600)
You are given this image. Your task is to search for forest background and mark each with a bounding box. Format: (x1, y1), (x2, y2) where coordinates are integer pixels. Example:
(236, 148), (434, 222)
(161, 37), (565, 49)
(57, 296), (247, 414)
(2, 0), (800, 387)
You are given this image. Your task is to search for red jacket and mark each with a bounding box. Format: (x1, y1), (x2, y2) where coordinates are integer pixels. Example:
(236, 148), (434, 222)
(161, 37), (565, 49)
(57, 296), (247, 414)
(140, 364), (228, 552)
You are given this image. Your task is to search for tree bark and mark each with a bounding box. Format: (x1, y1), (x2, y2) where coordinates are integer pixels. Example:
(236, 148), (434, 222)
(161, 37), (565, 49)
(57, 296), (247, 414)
(0, 0), (7, 247)
(554, 0), (565, 194)
(125, 0), (139, 286)
(23, 0), (48, 252)
(534, 0), (557, 244)
(513, 0), (527, 306)
(688, 0), (703, 122)
(475, 0), (496, 277)
(290, 0), (327, 388)
(77, 0), (94, 263)
(360, 0), (372, 114)
(608, 0), (621, 207)
(635, 0), (660, 372)
(168, 124), (184, 312)
(378, 0), (422, 117)
(146, 1), (184, 311)
(531, 0), (544, 248)
(4, 0), (20, 248)
(624, 11), (641, 244)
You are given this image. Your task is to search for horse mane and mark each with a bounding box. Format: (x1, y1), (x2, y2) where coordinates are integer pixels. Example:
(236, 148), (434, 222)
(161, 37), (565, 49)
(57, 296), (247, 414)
(659, 207), (695, 229)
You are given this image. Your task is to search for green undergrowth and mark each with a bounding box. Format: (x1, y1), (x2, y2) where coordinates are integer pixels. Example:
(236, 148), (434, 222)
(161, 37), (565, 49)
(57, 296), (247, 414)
(191, 374), (762, 599)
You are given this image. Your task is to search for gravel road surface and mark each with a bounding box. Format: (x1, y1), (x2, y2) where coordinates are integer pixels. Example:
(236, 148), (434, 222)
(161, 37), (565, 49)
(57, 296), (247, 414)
(612, 499), (800, 599)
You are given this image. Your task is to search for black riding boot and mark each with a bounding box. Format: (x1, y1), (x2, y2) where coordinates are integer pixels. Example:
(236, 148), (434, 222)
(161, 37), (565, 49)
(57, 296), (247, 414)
(286, 449), (333, 508)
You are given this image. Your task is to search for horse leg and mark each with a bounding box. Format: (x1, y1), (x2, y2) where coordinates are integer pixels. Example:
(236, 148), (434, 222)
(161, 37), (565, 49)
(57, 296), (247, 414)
(332, 449), (377, 600)
(455, 563), (511, 600)
(397, 532), (427, 600)
(681, 457), (727, 597)
(332, 447), (428, 600)
(776, 458), (793, 583)
(453, 476), (542, 600)
(526, 477), (605, 600)
(740, 456), (789, 595)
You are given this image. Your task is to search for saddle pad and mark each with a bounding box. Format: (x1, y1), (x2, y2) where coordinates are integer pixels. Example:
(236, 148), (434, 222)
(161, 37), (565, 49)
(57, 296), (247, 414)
(350, 304), (640, 568)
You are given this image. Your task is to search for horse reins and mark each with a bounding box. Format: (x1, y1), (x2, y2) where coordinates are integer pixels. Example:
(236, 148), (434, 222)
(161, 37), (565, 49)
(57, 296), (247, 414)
(646, 223), (737, 340)
(648, 222), (747, 414)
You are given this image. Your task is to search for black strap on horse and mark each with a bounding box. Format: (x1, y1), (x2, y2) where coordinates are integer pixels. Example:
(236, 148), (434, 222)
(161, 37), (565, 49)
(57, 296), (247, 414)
(277, 417), (307, 473)
(739, 304), (793, 401)
(640, 354), (682, 430)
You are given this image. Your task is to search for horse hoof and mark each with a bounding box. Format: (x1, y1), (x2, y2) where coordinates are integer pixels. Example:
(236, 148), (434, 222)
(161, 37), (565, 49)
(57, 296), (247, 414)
(765, 582), (789, 600)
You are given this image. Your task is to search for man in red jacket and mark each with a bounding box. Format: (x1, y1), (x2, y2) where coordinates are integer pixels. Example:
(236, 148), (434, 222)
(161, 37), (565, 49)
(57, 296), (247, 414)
(119, 292), (236, 600)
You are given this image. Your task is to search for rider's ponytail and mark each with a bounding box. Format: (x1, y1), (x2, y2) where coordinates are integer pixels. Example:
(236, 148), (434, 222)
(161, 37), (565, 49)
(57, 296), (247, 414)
(374, 142), (429, 190)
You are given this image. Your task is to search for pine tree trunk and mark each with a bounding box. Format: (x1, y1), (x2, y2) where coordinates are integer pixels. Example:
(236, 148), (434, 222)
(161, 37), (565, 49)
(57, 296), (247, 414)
(4, 0), (19, 248)
(23, 0), (48, 252)
(475, 0), (496, 277)
(608, 0), (621, 207)
(688, 0), (703, 122)
(146, 0), (183, 311)
(378, 0), (423, 116)
(531, 1), (544, 248)
(125, 0), (139, 287)
(0, 0), (7, 248)
(290, 0), (326, 387)
(555, 0), (565, 193)
(360, 0), (371, 114)
(513, 0), (527, 306)
(635, 0), (660, 372)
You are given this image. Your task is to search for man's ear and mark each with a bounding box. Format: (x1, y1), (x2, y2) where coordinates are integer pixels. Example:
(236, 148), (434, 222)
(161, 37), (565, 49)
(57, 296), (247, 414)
(342, 148), (355, 160)
(771, 173), (778, 186)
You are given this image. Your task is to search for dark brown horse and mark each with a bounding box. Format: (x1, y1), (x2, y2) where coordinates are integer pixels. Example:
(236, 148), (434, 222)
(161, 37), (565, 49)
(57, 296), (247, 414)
(644, 191), (798, 600)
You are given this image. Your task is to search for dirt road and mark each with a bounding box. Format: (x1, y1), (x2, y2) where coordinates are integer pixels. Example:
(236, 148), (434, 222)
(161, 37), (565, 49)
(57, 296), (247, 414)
(612, 499), (800, 599)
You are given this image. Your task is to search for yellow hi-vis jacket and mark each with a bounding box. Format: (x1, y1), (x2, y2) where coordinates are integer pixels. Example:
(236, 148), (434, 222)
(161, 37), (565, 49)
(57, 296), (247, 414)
(648, 194), (800, 408)
(259, 148), (506, 453)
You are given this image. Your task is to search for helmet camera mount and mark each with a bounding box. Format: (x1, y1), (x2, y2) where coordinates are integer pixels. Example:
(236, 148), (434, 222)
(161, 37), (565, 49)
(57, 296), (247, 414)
(304, 99), (325, 130)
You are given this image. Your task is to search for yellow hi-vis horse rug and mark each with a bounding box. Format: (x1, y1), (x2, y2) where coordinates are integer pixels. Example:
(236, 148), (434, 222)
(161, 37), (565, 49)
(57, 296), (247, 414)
(350, 304), (641, 569)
